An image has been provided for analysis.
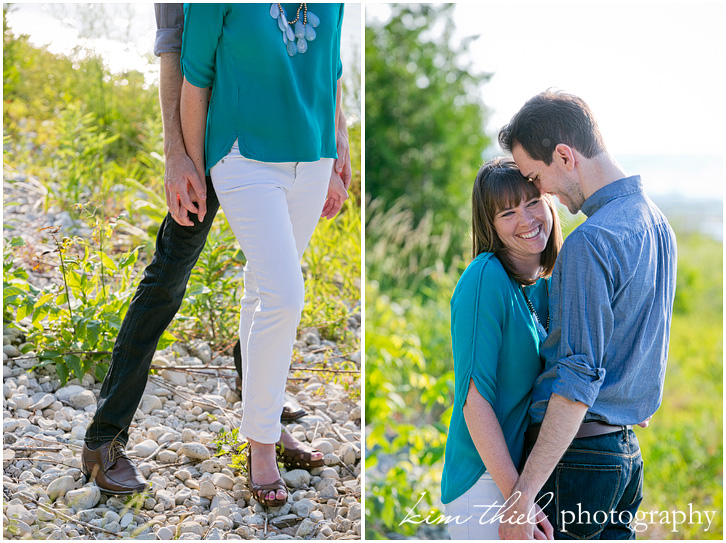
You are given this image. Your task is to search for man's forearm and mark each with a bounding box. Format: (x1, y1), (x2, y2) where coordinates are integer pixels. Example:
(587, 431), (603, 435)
(516, 394), (588, 498)
(159, 52), (185, 158)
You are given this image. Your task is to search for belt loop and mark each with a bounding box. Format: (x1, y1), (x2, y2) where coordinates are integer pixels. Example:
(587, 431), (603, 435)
(623, 426), (629, 443)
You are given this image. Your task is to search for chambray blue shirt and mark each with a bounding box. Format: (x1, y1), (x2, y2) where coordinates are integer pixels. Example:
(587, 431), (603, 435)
(441, 253), (549, 504)
(529, 176), (677, 425)
(181, 3), (343, 172)
(154, 4), (184, 56)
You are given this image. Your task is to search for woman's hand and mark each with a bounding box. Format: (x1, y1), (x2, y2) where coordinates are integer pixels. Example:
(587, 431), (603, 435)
(533, 504), (555, 540)
(320, 169), (348, 219)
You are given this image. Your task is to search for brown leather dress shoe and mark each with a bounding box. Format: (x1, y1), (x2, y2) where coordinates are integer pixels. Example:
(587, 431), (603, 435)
(82, 441), (148, 495)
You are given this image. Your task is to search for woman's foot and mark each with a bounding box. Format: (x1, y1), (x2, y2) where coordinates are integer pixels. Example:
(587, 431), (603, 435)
(277, 431), (325, 468)
(248, 440), (287, 505)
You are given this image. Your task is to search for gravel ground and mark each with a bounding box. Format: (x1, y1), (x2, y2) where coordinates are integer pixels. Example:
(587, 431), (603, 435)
(3, 173), (362, 540)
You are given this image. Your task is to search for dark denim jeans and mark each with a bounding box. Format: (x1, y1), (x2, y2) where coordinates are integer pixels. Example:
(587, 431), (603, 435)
(526, 428), (644, 540)
(85, 176), (220, 447)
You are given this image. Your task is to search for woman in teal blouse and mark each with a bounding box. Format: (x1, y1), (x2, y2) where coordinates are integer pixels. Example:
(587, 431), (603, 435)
(441, 158), (561, 539)
(179, 3), (347, 508)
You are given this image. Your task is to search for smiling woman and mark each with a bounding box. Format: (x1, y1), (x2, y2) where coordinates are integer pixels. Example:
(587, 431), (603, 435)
(440, 157), (562, 540)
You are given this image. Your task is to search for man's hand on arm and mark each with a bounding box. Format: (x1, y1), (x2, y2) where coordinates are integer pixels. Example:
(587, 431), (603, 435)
(159, 52), (207, 226)
(498, 394), (588, 540)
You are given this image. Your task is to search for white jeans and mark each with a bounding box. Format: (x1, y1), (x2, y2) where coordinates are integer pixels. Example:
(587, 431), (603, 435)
(210, 141), (333, 444)
(445, 472), (504, 540)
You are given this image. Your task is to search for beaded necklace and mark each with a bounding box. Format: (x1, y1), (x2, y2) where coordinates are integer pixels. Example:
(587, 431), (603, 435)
(521, 282), (549, 333)
(270, 3), (320, 57)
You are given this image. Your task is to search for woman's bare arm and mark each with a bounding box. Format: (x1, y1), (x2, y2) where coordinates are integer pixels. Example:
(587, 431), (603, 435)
(463, 378), (520, 498)
(179, 77), (210, 192)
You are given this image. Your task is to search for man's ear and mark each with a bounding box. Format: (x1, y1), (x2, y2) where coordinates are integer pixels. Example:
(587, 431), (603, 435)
(553, 144), (576, 171)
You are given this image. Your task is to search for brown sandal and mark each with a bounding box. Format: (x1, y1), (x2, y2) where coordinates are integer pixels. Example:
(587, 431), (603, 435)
(276, 442), (325, 470)
(247, 446), (288, 507)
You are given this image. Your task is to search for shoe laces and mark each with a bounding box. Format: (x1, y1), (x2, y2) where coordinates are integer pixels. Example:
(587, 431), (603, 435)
(106, 432), (128, 466)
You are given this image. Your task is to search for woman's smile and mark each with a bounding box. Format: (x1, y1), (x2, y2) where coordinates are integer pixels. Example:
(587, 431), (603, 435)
(517, 224), (542, 240)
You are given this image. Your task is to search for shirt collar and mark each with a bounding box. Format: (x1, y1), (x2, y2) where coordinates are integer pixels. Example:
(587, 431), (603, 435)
(581, 175), (643, 217)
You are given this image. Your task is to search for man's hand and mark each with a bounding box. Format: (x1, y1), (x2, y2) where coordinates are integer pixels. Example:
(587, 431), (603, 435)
(164, 150), (207, 226)
(637, 416), (652, 428)
(498, 493), (554, 540)
(321, 169), (348, 219)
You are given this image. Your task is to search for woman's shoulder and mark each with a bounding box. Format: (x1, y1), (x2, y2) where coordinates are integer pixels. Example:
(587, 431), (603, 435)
(453, 253), (511, 299)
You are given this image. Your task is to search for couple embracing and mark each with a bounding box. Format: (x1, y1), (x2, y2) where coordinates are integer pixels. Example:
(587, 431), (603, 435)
(441, 91), (677, 540)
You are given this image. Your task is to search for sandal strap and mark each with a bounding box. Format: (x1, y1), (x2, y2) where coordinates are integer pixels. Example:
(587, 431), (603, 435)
(247, 445), (288, 507)
(276, 443), (325, 468)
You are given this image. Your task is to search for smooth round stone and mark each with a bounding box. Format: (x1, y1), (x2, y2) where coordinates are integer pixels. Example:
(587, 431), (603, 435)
(179, 442), (210, 460)
(30, 393), (55, 410)
(5, 504), (34, 525)
(140, 395), (162, 415)
(157, 450), (178, 463)
(157, 526), (174, 540)
(65, 486), (101, 510)
(319, 467), (339, 480)
(211, 473), (234, 490)
(310, 439), (334, 455)
(282, 469), (311, 488)
(10, 393), (33, 410)
(181, 429), (197, 443)
(47, 475), (78, 501)
(178, 521), (204, 536)
(198, 481), (216, 499)
(68, 390), (95, 409)
(291, 498), (315, 518)
(3, 344), (22, 357)
(132, 440), (159, 458)
(120, 512), (134, 528)
(175, 469), (192, 482)
(105, 511), (121, 523)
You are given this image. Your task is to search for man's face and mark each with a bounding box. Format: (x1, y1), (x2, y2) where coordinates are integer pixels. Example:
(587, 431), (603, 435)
(512, 144), (585, 215)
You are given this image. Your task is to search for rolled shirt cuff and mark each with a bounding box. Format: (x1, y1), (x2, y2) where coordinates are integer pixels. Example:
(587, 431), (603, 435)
(154, 26), (183, 57)
(550, 355), (606, 408)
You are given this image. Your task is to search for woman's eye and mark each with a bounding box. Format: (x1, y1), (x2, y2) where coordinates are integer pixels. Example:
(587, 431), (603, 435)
(500, 211), (514, 217)
(528, 199), (541, 207)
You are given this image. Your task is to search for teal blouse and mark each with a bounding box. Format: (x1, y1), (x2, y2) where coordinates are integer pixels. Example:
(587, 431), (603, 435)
(181, 3), (343, 173)
(441, 253), (549, 505)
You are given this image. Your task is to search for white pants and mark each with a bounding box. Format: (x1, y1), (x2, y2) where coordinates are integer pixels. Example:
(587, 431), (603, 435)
(210, 140), (333, 444)
(445, 472), (504, 540)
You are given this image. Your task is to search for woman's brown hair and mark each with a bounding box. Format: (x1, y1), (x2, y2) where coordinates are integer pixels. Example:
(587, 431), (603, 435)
(471, 157), (562, 285)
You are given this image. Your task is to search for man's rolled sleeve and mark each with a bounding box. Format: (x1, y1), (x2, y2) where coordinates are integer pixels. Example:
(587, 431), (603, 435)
(551, 355), (606, 407)
(181, 3), (227, 89)
(547, 230), (614, 408)
(154, 3), (184, 57)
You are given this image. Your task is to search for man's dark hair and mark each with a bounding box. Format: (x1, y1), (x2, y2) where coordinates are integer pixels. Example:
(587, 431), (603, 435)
(499, 90), (606, 165)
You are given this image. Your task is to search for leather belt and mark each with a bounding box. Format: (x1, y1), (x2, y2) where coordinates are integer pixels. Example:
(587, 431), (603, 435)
(525, 421), (632, 447)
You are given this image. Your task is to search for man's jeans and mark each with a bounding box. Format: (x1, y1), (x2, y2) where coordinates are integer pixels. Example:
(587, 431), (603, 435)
(526, 428), (644, 539)
(85, 176), (219, 447)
